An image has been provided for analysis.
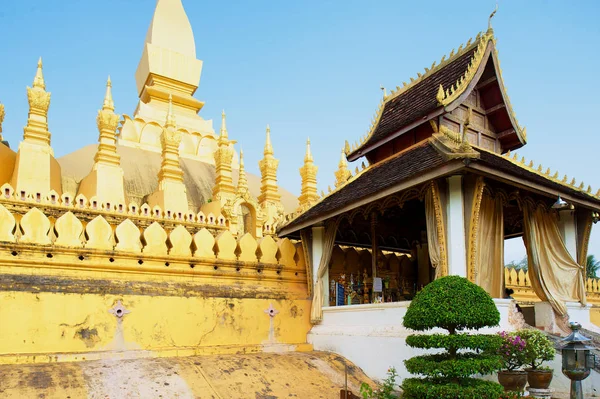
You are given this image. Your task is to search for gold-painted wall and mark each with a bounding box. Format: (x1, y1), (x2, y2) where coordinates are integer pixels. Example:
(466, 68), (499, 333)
(0, 198), (312, 364)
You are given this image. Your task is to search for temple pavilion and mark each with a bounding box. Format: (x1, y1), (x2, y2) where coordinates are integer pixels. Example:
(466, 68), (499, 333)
(279, 23), (600, 333)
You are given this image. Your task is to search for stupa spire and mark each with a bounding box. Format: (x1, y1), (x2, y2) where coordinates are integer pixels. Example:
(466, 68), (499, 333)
(147, 100), (188, 214)
(237, 147), (249, 195)
(258, 124), (280, 205)
(220, 109), (228, 139)
(102, 76), (115, 111)
(77, 76), (125, 207)
(299, 137), (319, 208)
(23, 57), (52, 146)
(165, 94), (176, 128)
(212, 110), (236, 203)
(33, 57), (45, 90)
(334, 149), (351, 187)
(10, 58), (62, 196)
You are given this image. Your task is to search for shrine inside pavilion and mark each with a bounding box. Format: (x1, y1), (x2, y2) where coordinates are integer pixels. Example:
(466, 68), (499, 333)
(279, 24), (600, 339)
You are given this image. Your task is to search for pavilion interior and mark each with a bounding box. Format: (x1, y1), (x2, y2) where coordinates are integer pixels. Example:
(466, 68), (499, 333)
(304, 171), (586, 316)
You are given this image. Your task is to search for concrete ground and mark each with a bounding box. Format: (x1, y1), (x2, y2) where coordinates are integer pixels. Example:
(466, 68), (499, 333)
(0, 351), (373, 398)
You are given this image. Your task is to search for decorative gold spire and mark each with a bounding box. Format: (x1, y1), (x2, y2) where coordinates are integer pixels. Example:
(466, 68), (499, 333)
(94, 76), (121, 167)
(23, 57), (52, 147)
(102, 76), (115, 111)
(334, 149), (351, 188)
(212, 110), (236, 202)
(165, 94), (176, 128)
(299, 137), (319, 208)
(33, 57), (45, 90)
(220, 109), (228, 138)
(237, 147), (249, 195)
(264, 124), (274, 156)
(147, 100), (188, 214)
(77, 76), (126, 206)
(258, 124), (281, 205)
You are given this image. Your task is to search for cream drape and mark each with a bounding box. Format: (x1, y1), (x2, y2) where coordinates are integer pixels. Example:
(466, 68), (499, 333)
(310, 219), (339, 323)
(522, 201), (587, 317)
(474, 192), (504, 298)
(300, 229), (313, 297)
(424, 182), (447, 279)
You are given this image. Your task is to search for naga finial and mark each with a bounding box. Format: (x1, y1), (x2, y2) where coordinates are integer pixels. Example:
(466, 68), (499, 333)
(488, 2), (498, 31)
(380, 85), (387, 99)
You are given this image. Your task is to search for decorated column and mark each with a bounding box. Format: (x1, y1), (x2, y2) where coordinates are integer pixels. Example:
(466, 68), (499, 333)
(212, 110), (236, 205)
(259, 125), (283, 228)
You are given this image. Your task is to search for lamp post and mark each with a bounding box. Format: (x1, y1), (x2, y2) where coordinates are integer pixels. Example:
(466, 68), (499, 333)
(558, 322), (595, 399)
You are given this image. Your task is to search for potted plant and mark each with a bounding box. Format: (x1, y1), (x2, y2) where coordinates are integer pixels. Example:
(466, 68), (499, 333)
(496, 331), (528, 392)
(517, 329), (555, 389)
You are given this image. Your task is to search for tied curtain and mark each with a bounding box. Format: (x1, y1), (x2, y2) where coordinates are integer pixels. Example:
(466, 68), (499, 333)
(522, 201), (587, 317)
(300, 229), (313, 297)
(424, 182), (447, 279)
(310, 219), (339, 323)
(473, 192), (504, 298)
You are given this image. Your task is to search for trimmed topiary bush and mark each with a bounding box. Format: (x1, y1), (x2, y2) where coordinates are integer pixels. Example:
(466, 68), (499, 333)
(402, 275), (504, 399)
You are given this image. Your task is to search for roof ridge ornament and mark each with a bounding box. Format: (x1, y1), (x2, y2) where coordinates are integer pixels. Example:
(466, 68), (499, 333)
(488, 2), (499, 31)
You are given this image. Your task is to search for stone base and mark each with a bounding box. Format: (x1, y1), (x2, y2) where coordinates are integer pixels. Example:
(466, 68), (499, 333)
(527, 386), (553, 398)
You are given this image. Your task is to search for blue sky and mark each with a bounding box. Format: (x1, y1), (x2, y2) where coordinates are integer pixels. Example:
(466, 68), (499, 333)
(1, 0), (599, 262)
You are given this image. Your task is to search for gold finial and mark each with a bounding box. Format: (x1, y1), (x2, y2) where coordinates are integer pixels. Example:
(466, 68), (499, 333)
(488, 3), (498, 31)
(380, 85), (387, 99)
(355, 166), (359, 174)
(552, 171), (558, 179)
(361, 161), (366, 170)
(596, 189), (600, 197)
(579, 182), (585, 190)
(562, 175), (568, 183)
(528, 160), (534, 168)
(220, 109), (228, 138)
(102, 76), (115, 111)
(238, 147), (248, 193)
(165, 94), (176, 128)
(512, 153), (518, 161)
(320, 190), (325, 197)
(570, 178), (576, 186)
(587, 185), (592, 194)
(344, 140), (350, 155)
(537, 164), (542, 172)
(33, 57), (46, 90)
(304, 137), (313, 162)
(328, 185), (332, 193)
(545, 167), (551, 176)
(264, 124), (273, 155)
(505, 150), (511, 158)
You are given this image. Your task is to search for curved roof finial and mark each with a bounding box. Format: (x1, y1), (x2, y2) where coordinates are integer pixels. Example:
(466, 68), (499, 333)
(488, 2), (498, 31)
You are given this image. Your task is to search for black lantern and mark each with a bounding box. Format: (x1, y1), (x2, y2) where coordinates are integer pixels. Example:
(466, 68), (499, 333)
(558, 323), (595, 399)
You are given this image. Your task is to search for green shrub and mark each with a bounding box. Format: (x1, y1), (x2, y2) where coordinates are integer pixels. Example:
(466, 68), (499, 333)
(516, 329), (555, 369)
(401, 276), (503, 399)
(360, 367), (399, 399)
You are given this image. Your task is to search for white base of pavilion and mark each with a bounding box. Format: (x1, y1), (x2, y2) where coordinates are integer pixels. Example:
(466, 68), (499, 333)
(308, 299), (600, 396)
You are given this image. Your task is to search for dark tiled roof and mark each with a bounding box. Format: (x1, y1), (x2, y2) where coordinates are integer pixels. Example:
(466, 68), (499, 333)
(279, 142), (447, 234)
(352, 45), (478, 156)
(475, 151), (600, 205)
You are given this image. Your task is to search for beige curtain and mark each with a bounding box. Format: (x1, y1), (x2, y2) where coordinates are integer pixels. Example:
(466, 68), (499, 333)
(300, 229), (313, 297)
(522, 201), (587, 317)
(474, 192), (504, 298)
(310, 219), (339, 323)
(425, 182), (447, 278)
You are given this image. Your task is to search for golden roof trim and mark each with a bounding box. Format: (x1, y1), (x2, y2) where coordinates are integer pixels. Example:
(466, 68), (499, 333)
(500, 150), (599, 200)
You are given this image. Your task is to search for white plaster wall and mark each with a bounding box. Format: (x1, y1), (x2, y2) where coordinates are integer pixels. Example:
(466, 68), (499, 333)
(308, 299), (600, 396)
